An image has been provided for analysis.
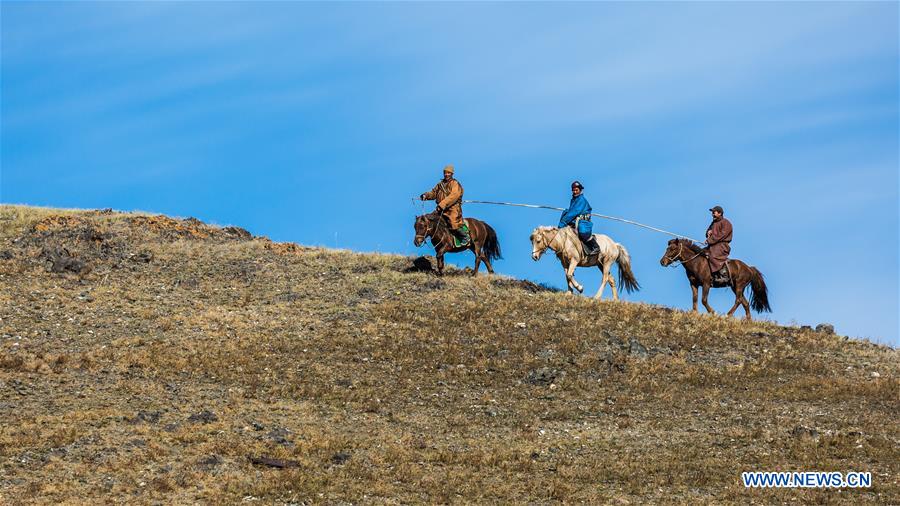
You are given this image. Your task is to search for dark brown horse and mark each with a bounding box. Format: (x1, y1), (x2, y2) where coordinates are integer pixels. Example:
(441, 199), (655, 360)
(660, 239), (770, 320)
(413, 211), (501, 275)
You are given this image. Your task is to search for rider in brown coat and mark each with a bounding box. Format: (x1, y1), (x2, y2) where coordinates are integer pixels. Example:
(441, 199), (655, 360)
(420, 164), (469, 246)
(706, 205), (733, 284)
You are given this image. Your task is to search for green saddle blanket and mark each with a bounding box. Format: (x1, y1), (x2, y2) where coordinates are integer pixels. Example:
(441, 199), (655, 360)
(453, 223), (471, 248)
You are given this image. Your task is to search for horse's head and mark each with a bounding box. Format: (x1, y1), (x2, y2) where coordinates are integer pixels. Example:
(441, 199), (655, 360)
(530, 226), (554, 261)
(413, 213), (436, 247)
(660, 238), (683, 266)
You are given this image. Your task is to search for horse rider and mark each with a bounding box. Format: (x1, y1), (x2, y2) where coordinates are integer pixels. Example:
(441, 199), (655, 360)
(559, 180), (600, 255)
(420, 164), (470, 247)
(706, 205), (733, 284)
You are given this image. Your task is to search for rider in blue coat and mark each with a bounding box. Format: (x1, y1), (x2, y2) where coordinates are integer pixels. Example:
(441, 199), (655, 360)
(559, 180), (600, 255)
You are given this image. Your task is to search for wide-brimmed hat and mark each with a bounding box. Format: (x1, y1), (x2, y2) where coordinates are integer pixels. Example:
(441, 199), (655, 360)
(443, 164), (454, 174)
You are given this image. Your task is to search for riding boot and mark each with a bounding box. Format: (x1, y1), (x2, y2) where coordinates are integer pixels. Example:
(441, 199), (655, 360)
(585, 236), (600, 256)
(454, 225), (470, 247)
(714, 265), (730, 284)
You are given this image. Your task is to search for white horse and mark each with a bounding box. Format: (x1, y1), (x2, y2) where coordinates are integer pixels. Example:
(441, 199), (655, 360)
(530, 226), (640, 299)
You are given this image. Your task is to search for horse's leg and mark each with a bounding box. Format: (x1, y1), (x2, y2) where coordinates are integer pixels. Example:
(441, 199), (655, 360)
(726, 293), (741, 317)
(566, 260), (582, 294)
(701, 283), (715, 313)
(691, 284), (699, 312)
(594, 265), (606, 299)
(726, 274), (751, 319)
(474, 225), (494, 274)
(560, 259), (574, 294)
(728, 276), (747, 316)
(472, 244), (482, 277)
(739, 281), (752, 320)
(436, 253), (445, 276)
(594, 261), (612, 300)
(606, 260), (619, 301)
(725, 277), (741, 317)
(571, 260), (584, 293)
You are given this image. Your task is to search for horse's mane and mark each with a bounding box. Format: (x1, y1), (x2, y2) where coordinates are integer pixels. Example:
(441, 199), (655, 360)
(679, 238), (703, 253)
(531, 225), (561, 240)
(420, 211), (446, 227)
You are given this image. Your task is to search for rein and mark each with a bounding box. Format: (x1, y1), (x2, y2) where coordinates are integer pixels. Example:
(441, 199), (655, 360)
(535, 226), (567, 258)
(415, 212), (448, 247)
(547, 227), (564, 251)
(663, 241), (706, 268)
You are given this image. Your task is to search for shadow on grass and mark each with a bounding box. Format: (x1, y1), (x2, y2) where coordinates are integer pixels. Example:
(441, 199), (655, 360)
(400, 256), (559, 293)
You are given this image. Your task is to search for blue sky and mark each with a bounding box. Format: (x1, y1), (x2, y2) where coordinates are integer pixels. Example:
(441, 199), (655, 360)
(2, 2), (897, 345)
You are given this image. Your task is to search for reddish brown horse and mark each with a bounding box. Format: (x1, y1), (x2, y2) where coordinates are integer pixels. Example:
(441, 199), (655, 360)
(413, 211), (501, 275)
(660, 239), (770, 320)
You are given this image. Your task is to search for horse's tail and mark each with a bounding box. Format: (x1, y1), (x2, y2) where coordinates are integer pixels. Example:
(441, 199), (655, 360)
(615, 243), (640, 293)
(749, 266), (771, 313)
(481, 222), (502, 262)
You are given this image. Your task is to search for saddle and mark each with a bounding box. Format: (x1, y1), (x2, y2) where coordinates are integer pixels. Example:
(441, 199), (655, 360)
(450, 219), (471, 248)
(700, 249), (732, 287)
(712, 261), (733, 287)
(569, 223), (600, 257)
(579, 242), (595, 258)
(581, 236), (600, 257)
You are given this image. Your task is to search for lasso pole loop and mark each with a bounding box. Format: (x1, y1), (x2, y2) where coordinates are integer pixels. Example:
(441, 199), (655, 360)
(463, 199), (704, 244)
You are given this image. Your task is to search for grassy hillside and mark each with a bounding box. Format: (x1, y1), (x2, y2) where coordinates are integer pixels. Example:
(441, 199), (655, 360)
(0, 205), (897, 504)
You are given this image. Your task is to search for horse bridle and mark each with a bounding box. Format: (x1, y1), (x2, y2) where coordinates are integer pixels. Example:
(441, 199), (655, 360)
(414, 211), (445, 245)
(534, 226), (565, 258)
(663, 241), (706, 267)
(661, 241), (683, 266)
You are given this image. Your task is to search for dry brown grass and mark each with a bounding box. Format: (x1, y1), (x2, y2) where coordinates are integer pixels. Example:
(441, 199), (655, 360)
(0, 204), (897, 504)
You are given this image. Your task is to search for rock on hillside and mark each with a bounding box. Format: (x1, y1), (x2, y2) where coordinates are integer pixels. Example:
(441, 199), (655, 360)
(0, 205), (897, 504)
